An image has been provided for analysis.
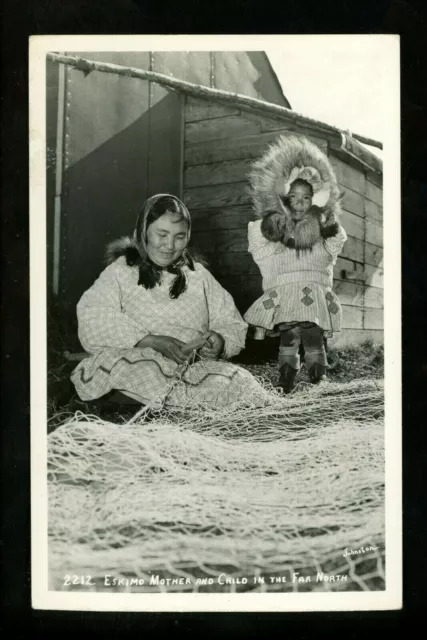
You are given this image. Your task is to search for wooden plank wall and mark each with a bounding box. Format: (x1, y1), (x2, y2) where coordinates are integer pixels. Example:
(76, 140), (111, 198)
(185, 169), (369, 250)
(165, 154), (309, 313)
(183, 97), (383, 347)
(329, 154), (383, 347)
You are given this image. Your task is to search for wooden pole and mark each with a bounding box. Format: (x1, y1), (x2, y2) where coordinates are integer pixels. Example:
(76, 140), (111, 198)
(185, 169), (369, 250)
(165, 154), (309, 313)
(52, 60), (66, 296)
(46, 52), (383, 151)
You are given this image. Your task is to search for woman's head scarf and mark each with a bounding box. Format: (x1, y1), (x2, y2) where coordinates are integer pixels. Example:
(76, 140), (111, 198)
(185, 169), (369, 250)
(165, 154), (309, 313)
(107, 193), (195, 299)
(134, 193), (192, 256)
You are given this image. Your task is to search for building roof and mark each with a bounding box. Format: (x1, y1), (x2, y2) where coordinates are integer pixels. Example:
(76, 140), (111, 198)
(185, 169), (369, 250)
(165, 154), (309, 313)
(259, 52), (292, 109)
(47, 52), (383, 174)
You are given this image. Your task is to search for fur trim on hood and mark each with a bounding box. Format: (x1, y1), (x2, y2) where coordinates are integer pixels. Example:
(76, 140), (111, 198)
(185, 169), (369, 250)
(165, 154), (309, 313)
(104, 194), (202, 299)
(105, 236), (142, 266)
(106, 193), (198, 298)
(248, 133), (343, 249)
(105, 234), (198, 299)
(105, 235), (208, 270)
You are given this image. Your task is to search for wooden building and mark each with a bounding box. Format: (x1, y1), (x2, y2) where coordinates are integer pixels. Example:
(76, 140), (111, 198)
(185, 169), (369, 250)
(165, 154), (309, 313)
(47, 52), (383, 348)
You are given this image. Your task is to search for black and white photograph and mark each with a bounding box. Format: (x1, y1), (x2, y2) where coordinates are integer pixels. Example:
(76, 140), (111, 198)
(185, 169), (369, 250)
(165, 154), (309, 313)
(30, 35), (401, 611)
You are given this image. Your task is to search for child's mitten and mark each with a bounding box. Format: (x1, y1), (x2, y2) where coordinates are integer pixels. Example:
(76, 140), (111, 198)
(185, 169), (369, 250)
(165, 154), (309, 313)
(260, 211), (287, 242)
(321, 222), (340, 239)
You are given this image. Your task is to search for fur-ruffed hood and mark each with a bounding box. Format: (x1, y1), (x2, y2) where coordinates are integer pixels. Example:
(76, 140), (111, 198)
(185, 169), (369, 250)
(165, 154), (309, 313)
(105, 235), (207, 269)
(248, 133), (342, 220)
(105, 235), (144, 266)
(104, 194), (199, 299)
(248, 133), (343, 250)
(105, 234), (198, 299)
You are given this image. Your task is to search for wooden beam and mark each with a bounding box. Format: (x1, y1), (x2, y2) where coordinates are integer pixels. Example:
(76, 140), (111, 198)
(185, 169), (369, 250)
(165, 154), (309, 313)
(185, 98), (240, 122)
(185, 158), (255, 188)
(191, 228), (249, 253)
(334, 257), (366, 282)
(47, 53), (383, 151)
(364, 286), (384, 309)
(366, 170), (383, 188)
(365, 242), (384, 268)
(365, 180), (383, 206)
(366, 220), (383, 248)
(364, 264), (384, 289)
(364, 308), (383, 330)
(184, 182), (251, 209)
(185, 130), (295, 166)
(185, 115), (262, 144)
(342, 305), (364, 329)
(197, 251), (258, 276)
(333, 280), (365, 307)
(189, 206), (257, 232)
(330, 156), (366, 194)
(341, 210), (365, 240)
(340, 236), (364, 263)
(340, 187), (365, 218)
(178, 93), (186, 201)
(52, 60), (66, 296)
(330, 134), (383, 172)
(365, 199), (383, 225)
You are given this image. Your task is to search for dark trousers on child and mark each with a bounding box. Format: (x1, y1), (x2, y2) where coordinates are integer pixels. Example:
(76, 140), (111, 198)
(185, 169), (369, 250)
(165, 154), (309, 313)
(278, 321), (327, 372)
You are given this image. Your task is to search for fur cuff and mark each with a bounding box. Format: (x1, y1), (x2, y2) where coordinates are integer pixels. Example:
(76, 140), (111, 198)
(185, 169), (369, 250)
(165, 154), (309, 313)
(290, 213), (322, 250)
(321, 222), (340, 239)
(260, 212), (287, 242)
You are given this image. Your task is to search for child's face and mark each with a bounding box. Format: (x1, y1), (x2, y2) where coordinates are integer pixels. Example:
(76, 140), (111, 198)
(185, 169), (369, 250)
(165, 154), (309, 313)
(287, 182), (313, 221)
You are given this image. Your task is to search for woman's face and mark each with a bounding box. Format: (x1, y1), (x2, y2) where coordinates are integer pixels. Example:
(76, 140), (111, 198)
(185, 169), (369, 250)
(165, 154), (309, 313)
(146, 211), (189, 267)
(287, 182), (313, 221)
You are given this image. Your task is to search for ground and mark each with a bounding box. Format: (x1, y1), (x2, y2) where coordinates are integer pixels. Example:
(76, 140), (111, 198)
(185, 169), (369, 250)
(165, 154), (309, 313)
(238, 337), (384, 386)
(47, 335), (385, 593)
(47, 336), (384, 431)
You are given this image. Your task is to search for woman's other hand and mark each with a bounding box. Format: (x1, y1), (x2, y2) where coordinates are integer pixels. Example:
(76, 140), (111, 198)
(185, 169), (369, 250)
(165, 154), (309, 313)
(199, 331), (225, 359)
(137, 335), (188, 365)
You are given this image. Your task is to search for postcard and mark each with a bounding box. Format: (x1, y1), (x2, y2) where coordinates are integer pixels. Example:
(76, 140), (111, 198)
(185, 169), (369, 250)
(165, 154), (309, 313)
(30, 34), (401, 612)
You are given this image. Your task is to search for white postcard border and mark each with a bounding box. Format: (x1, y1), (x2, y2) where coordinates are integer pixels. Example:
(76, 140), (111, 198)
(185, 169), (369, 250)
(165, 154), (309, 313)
(30, 34), (402, 612)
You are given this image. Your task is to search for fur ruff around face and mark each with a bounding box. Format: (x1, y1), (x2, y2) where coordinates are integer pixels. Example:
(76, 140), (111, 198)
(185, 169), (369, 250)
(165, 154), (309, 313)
(249, 134), (343, 249)
(105, 235), (196, 299)
(260, 207), (322, 250)
(105, 235), (144, 267)
(104, 193), (200, 299)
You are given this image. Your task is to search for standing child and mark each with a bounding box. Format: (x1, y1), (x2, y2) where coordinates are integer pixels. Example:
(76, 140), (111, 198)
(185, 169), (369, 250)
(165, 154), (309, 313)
(244, 134), (347, 393)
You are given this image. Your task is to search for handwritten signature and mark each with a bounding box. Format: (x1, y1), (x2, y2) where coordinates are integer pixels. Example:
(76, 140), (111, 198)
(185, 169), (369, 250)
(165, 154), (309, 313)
(343, 545), (379, 557)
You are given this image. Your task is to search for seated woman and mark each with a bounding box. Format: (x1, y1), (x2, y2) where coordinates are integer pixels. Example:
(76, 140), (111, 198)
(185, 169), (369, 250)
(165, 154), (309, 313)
(71, 193), (263, 410)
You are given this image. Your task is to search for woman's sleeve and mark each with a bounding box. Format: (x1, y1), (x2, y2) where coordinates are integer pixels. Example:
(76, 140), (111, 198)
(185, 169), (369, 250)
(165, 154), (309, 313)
(323, 224), (348, 259)
(200, 266), (248, 359)
(248, 219), (278, 262)
(76, 262), (149, 353)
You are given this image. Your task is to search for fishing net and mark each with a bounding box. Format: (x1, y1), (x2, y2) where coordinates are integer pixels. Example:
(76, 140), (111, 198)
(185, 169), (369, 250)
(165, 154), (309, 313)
(48, 377), (385, 593)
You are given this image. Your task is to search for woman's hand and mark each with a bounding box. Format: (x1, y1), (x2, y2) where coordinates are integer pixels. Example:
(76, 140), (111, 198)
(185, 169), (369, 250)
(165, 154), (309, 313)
(199, 330), (225, 360)
(136, 335), (188, 365)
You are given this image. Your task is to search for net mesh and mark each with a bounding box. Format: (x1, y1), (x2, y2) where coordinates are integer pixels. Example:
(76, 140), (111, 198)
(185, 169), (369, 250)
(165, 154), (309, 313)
(48, 377), (385, 593)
